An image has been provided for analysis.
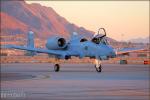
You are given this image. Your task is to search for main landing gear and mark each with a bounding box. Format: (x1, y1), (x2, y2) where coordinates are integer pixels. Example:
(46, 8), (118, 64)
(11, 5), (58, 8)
(54, 64), (60, 72)
(94, 59), (102, 72)
(53, 59), (102, 72)
(54, 58), (60, 72)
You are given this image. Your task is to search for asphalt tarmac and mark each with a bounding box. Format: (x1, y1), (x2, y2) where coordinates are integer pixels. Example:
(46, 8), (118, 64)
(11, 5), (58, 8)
(1, 63), (150, 100)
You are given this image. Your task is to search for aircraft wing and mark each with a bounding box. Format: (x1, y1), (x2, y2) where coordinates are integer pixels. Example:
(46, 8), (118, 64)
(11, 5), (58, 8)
(3, 44), (68, 56)
(116, 48), (145, 55)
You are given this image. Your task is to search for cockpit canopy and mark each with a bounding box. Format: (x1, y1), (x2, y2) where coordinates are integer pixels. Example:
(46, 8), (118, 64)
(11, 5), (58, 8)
(91, 28), (109, 45)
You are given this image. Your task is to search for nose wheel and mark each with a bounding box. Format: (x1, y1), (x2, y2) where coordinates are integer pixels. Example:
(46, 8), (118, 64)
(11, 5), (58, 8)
(54, 64), (60, 72)
(95, 64), (102, 72)
(94, 59), (102, 72)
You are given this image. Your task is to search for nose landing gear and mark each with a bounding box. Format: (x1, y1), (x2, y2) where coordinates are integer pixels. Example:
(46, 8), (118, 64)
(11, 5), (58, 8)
(94, 59), (102, 72)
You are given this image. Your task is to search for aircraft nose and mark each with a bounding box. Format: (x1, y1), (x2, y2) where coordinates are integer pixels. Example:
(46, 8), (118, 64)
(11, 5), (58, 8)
(110, 51), (116, 58)
(107, 46), (116, 58)
(109, 49), (116, 58)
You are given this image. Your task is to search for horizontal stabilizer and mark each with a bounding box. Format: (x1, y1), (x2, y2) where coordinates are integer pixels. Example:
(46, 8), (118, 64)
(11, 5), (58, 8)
(116, 48), (145, 55)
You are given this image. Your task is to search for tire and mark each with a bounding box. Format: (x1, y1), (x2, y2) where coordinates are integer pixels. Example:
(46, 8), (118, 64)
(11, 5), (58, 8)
(54, 64), (60, 72)
(95, 64), (102, 72)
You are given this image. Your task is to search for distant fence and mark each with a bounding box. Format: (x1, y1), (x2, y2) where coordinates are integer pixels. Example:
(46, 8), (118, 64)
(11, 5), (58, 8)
(0, 56), (149, 65)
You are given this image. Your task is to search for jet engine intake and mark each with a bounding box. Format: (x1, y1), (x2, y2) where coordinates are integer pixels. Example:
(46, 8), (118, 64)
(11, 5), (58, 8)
(46, 37), (66, 50)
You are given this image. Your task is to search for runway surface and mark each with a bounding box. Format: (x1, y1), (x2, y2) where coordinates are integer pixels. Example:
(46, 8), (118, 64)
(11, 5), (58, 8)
(1, 63), (150, 100)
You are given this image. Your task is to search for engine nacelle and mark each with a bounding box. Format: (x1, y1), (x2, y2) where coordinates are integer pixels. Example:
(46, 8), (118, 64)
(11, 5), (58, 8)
(46, 37), (66, 50)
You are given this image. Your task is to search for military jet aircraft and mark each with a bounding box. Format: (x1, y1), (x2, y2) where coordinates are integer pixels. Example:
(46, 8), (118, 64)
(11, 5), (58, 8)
(3, 28), (144, 72)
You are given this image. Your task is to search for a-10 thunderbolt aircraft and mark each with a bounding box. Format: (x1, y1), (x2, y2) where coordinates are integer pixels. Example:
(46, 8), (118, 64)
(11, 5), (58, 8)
(3, 28), (143, 72)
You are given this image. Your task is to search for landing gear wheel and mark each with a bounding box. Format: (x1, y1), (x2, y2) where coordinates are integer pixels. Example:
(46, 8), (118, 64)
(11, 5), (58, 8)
(95, 64), (102, 72)
(54, 64), (60, 72)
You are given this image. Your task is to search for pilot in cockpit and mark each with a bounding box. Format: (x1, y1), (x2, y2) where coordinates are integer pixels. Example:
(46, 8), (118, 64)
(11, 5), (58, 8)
(92, 36), (108, 45)
(91, 34), (109, 45)
(91, 28), (109, 45)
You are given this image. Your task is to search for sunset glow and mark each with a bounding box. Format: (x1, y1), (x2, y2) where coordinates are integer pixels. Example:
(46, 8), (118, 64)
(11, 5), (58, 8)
(26, 1), (149, 41)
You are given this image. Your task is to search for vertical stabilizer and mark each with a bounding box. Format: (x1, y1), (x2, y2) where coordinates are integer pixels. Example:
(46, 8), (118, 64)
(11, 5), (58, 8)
(27, 31), (34, 48)
(26, 31), (36, 56)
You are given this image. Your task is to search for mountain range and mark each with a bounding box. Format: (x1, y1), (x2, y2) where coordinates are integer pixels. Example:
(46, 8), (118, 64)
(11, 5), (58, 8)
(1, 0), (94, 39)
(128, 37), (149, 43)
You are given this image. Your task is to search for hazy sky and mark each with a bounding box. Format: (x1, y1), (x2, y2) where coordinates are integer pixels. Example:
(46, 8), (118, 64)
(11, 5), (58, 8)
(26, 1), (149, 41)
